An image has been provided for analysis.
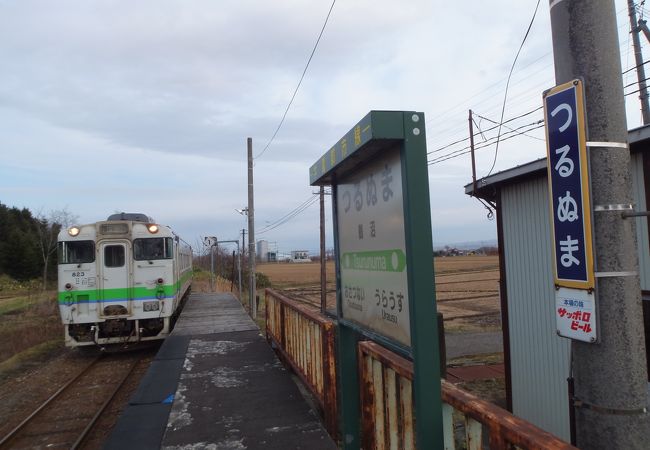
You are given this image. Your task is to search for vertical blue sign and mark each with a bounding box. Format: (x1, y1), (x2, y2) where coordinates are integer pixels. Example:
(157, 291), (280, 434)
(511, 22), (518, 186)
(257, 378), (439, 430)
(544, 79), (594, 289)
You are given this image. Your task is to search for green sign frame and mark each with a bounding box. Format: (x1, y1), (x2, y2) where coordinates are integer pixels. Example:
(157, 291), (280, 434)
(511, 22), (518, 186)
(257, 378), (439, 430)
(311, 110), (443, 449)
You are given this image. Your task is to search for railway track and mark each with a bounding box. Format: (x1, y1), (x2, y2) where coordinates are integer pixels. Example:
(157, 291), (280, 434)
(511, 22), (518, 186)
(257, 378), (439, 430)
(0, 351), (144, 450)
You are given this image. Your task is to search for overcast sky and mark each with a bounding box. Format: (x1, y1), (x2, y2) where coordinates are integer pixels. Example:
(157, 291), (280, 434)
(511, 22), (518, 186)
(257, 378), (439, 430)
(0, 0), (645, 255)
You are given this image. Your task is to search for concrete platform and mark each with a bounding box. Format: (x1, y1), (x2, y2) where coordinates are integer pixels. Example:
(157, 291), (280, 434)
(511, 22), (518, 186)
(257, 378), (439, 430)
(105, 292), (337, 450)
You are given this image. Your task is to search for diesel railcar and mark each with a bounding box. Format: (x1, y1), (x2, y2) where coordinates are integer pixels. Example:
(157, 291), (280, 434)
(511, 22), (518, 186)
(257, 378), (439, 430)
(57, 213), (192, 347)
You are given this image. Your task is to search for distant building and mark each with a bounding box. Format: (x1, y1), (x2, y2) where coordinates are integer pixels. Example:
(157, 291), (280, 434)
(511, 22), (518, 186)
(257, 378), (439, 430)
(290, 250), (310, 263)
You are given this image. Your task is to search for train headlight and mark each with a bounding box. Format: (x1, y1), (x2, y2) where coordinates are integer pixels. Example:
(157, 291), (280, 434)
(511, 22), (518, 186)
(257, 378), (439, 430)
(65, 283), (72, 290)
(147, 224), (159, 234)
(157, 278), (164, 285)
(68, 227), (80, 237)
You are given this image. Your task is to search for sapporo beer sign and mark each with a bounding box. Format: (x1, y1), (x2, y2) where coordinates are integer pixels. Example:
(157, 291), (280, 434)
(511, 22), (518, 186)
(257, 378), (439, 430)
(543, 79), (597, 342)
(337, 148), (411, 346)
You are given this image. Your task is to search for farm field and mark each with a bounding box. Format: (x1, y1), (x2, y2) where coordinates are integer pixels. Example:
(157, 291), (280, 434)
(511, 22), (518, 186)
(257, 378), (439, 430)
(257, 254), (501, 332)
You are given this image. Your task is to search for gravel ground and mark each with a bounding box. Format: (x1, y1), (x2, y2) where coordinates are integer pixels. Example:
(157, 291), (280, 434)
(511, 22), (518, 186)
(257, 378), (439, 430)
(0, 345), (157, 449)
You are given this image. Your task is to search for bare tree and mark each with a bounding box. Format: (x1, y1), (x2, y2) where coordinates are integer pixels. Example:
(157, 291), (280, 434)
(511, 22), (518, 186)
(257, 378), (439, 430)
(36, 207), (78, 290)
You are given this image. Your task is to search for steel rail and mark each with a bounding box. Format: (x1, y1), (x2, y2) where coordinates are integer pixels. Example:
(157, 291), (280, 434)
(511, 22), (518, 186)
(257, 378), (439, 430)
(0, 355), (103, 448)
(71, 357), (140, 450)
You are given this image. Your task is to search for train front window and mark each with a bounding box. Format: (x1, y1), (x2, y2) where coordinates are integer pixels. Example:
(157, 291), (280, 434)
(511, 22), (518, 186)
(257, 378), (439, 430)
(134, 238), (173, 260)
(104, 245), (125, 267)
(58, 241), (95, 264)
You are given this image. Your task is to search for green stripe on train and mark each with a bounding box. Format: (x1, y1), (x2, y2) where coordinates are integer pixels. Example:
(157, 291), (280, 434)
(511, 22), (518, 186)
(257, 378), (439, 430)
(58, 271), (193, 304)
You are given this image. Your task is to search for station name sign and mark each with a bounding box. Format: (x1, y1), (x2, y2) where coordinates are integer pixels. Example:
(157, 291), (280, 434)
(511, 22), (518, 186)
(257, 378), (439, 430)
(543, 79), (597, 343)
(337, 149), (411, 346)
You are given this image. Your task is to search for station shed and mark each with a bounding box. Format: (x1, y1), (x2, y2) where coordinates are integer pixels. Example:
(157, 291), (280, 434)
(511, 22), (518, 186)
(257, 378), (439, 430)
(465, 124), (650, 441)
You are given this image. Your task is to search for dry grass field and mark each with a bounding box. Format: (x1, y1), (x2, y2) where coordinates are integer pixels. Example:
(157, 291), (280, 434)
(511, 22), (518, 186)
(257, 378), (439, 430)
(0, 289), (63, 380)
(257, 255), (501, 332)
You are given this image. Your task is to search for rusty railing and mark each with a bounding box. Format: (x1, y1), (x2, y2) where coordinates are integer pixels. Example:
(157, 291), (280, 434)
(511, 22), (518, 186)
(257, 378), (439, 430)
(265, 289), (338, 437)
(359, 340), (577, 450)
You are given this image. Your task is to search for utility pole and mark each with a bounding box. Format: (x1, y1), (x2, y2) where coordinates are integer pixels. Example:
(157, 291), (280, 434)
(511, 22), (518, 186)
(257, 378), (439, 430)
(549, 2), (649, 448)
(241, 228), (246, 258)
(628, 0), (650, 124)
(210, 243), (214, 291)
(320, 186), (326, 314)
(469, 109), (477, 193)
(247, 138), (257, 319)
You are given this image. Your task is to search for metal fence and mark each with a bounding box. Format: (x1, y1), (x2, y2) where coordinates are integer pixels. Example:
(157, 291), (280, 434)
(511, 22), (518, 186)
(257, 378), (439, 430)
(359, 340), (578, 450)
(265, 289), (337, 437)
(266, 288), (576, 449)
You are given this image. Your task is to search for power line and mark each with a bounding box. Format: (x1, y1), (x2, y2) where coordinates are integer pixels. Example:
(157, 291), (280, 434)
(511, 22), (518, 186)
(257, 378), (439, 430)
(257, 194), (320, 234)
(254, 0), (337, 160)
(474, 111), (545, 142)
(427, 120), (544, 165)
(258, 195), (317, 232)
(428, 122), (545, 167)
(427, 5), (640, 145)
(427, 105), (543, 155)
(485, 0), (541, 178)
(623, 74), (650, 89)
(622, 58), (650, 74)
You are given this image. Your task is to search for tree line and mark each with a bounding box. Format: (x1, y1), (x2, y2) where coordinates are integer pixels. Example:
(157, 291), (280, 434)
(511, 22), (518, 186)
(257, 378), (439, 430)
(0, 202), (76, 287)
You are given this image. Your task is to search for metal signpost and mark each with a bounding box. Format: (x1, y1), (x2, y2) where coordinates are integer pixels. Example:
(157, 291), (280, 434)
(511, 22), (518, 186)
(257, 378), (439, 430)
(310, 111), (443, 449)
(544, 79), (597, 343)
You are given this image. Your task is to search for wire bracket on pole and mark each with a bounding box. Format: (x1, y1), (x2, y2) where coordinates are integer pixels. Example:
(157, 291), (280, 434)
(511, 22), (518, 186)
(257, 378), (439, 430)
(573, 396), (647, 415)
(585, 141), (629, 149)
(622, 210), (650, 218)
(594, 271), (637, 278)
(594, 204), (634, 212)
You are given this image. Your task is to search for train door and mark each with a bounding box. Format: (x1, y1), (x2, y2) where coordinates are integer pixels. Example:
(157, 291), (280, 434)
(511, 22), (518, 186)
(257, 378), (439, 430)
(99, 241), (132, 316)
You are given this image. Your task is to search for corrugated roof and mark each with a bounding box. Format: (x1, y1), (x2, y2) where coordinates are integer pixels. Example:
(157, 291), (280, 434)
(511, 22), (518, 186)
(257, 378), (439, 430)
(465, 125), (650, 201)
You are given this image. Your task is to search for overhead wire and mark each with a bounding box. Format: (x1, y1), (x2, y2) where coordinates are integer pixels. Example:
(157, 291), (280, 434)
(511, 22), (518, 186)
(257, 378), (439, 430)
(427, 120), (545, 165)
(428, 122), (545, 166)
(257, 194), (320, 234)
(474, 111), (545, 141)
(427, 106), (543, 155)
(485, 0), (541, 178)
(427, 4), (649, 170)
(428, 4), (640, 148)
(254, 0), (337, 160)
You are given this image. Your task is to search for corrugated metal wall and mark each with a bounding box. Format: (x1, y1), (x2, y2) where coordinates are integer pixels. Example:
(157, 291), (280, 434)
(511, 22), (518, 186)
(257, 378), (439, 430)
(501, 176), (571, 441)
(498, 155), (647, 441)
(630, 152), (650, 290)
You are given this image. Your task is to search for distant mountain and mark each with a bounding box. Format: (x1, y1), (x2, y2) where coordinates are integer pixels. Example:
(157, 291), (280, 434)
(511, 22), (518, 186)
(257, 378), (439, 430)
(433, 239), (498, 251)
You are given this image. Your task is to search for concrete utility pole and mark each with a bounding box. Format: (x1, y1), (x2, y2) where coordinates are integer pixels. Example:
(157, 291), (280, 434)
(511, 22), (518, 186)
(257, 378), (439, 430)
(628, 0), (650, 124)
(247, 138), (257, 318)
(319, 186), (326, 314)
(549, 2), (649, 448)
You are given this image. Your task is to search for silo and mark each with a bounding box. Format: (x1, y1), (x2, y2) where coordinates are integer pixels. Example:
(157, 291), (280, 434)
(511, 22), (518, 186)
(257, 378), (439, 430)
(257, 240), (269, 262)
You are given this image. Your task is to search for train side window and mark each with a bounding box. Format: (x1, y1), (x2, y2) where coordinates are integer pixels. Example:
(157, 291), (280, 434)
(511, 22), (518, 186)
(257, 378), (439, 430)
(104, 245), (125, 267)
(58, 241), (95, 264)
(134, 237), (173, 260)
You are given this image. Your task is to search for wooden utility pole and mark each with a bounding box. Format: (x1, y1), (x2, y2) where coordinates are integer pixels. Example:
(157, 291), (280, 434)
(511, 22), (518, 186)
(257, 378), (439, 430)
(549, 1), (649, 447)
(469, 109), (477, 193)
(628, 0), (650, 124)
(247, 138), (257, 318)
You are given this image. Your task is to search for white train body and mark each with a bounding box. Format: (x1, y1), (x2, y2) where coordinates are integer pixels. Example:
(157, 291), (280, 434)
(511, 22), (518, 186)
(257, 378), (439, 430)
(57, 213), (192, 347)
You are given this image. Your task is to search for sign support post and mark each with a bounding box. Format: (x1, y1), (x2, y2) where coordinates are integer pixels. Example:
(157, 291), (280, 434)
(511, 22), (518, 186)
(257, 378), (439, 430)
(311, 111), (443, 449)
